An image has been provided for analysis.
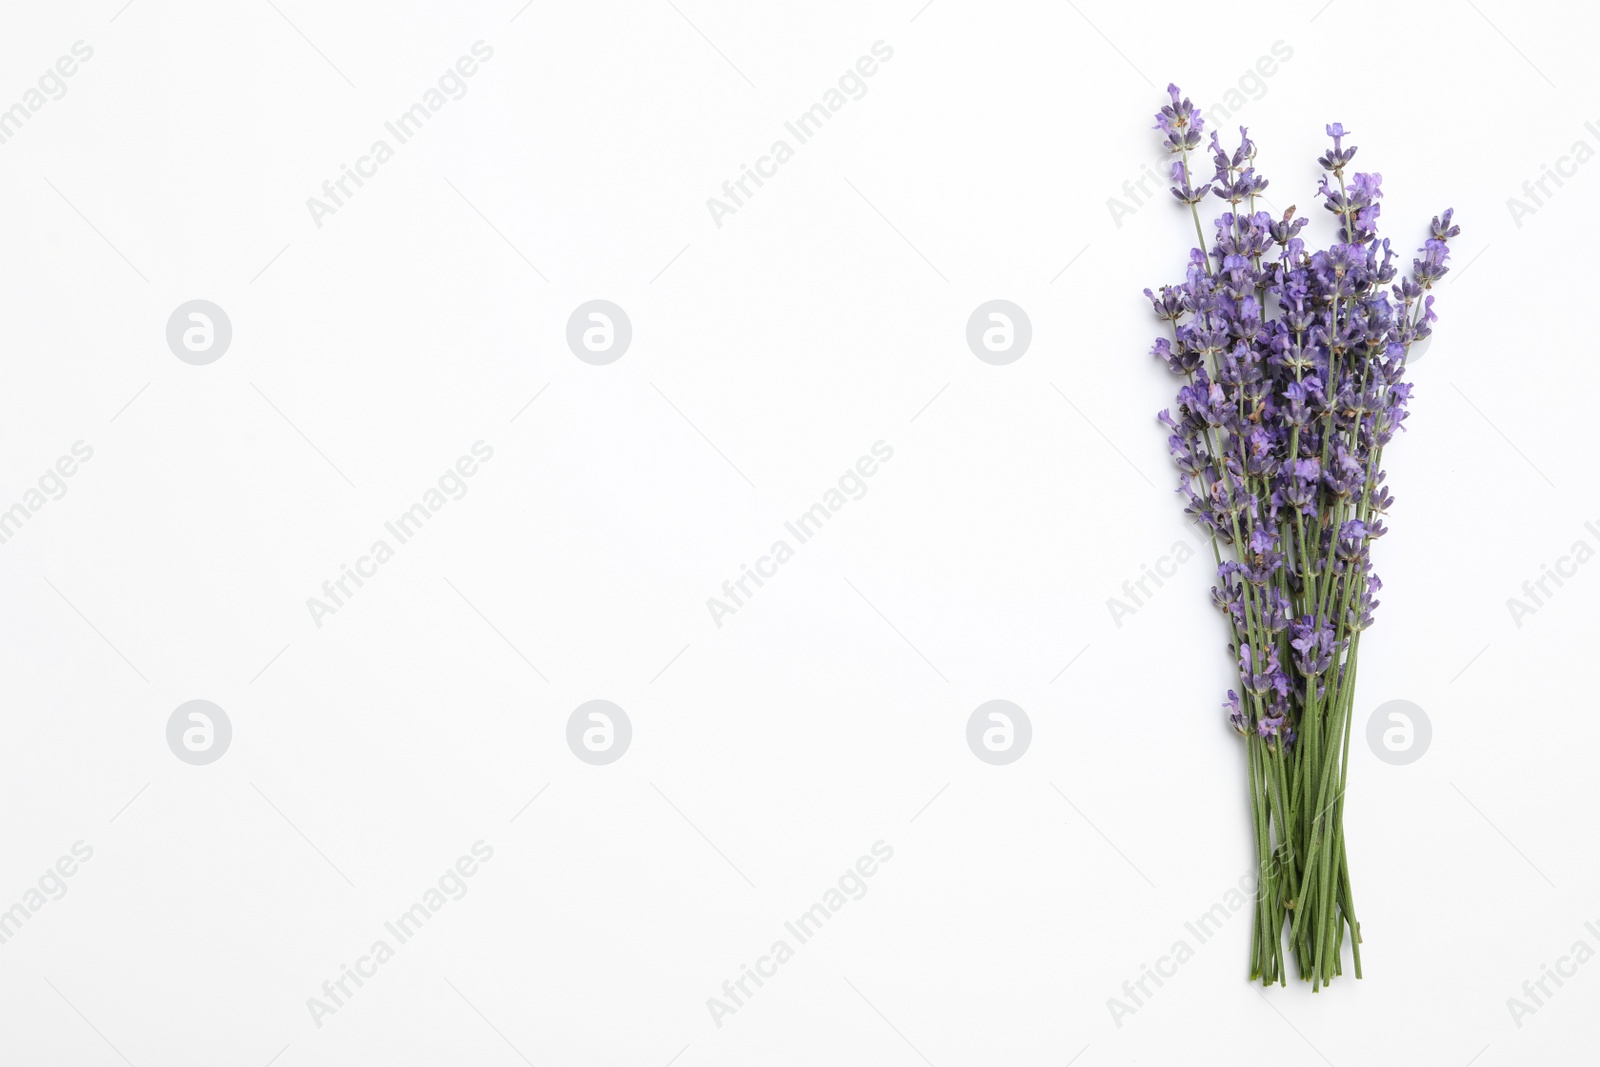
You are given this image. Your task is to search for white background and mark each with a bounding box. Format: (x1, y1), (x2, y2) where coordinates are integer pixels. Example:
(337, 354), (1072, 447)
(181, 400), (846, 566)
(0, 0), (1594, 1063)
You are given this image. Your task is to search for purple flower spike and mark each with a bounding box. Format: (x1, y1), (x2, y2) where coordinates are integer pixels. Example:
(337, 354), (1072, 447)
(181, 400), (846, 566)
(1140, 84), (1455, 988)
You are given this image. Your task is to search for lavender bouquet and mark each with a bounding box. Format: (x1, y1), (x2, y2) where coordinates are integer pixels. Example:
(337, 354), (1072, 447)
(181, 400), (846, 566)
(1143, 85), (1456, 988)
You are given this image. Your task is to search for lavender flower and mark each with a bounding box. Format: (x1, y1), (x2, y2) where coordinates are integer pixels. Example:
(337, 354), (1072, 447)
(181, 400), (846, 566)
(1143, 89), (1455, 990)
